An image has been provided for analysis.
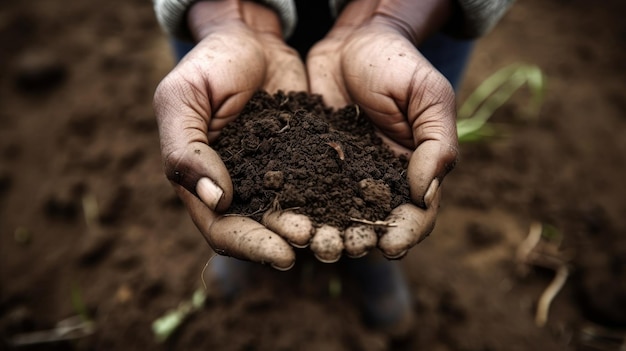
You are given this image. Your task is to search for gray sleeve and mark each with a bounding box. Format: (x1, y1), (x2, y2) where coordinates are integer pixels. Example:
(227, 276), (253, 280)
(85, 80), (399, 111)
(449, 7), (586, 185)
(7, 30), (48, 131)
(153, 0), (197, 41)
(153, 0), (297, 42)
(445, 0), (515, 38)
(326, 0), (515, 39)
(154, 0), (513, 43)
(256, 0), (297, 38)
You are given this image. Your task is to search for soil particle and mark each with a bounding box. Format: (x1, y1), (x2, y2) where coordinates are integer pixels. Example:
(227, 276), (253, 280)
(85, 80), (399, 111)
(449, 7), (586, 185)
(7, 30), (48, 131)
(263, 170), (284, 190)
(358, 178), (392, 213)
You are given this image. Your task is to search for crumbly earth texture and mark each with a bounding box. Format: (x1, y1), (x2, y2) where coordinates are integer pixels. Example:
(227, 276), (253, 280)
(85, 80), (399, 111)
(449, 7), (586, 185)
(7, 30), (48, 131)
(213, 91), (410, 230)
(2, 1), (626, 350)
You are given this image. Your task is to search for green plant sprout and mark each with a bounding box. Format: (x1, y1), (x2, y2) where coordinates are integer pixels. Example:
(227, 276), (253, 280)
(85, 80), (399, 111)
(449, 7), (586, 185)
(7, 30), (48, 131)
(71, 282), (92, 323)
(152, 288), (207, 342)
(9, 284), (94, 346)
(456, 63), (545, 143)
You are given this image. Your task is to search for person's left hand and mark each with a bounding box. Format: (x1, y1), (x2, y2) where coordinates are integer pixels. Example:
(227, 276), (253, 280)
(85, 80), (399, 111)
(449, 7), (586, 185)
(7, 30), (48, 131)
(305, 0), (459, 259)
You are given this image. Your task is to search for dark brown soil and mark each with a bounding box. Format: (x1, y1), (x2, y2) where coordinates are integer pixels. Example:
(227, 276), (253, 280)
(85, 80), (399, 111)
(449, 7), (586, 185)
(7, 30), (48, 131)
(1, 0), (626, 350)
(214, 91), (409, 229)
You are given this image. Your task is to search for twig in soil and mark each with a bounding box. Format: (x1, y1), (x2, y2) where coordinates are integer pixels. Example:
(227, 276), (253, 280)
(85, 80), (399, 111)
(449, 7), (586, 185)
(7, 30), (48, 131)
(246, 198), (277, 216)
(579, 324), (626, 351)
(354, 104), (360, 117)
(327, 141), (345, 161)
(270, 195), (282, 212)
(516, 221), (543, 274)
(516, 221), (571, 327)
(82, 193), (100, 229)
(350, 217), (398, 227)
(535, 264), (569, 327)
(277, 124), (290, 133)
(10, 315), (95, 346)
(279, 96), (289, 107)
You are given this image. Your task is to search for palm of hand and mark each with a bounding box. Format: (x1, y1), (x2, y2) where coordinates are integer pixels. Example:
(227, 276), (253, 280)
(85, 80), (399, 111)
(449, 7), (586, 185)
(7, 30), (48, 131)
(309, 23), (456, 153)
(159, 25), (305, 144)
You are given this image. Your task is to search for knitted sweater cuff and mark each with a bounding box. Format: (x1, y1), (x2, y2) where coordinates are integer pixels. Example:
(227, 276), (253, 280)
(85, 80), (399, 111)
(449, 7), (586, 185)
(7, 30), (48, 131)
(325, 0), (515, 39)
(445, 0), (515, 38)
(153, 0), (514, 42)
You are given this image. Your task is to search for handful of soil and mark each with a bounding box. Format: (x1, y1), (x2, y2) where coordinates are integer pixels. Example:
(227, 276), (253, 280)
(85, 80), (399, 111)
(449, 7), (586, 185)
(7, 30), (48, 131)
(213, 91), (410, 230)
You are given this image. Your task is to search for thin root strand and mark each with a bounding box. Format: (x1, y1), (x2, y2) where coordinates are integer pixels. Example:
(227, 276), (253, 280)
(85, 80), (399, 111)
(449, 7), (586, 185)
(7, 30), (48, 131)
(327, 141), (345, 161)
(350, 217), (398, 227)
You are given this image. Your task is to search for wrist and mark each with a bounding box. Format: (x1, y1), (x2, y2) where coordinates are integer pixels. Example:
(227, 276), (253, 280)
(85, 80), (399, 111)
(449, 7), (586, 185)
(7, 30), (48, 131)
(371, 0), (453, 44)
(187, 1), (242, 41)
(187, 1), (286, 41)
(241, 1), (284, 38)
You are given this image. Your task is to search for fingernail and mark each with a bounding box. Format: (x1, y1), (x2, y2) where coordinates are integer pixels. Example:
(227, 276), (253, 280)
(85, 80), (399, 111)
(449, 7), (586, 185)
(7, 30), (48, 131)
(382, 249), (408, 260)
(271, 260), (296, 271)
(196, 177), (223, 210)
(424, 178), (439, 208)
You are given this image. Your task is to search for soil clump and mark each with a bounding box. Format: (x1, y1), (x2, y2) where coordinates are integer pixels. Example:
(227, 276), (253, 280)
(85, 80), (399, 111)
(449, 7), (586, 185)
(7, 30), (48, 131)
(213, 91), (410, 229)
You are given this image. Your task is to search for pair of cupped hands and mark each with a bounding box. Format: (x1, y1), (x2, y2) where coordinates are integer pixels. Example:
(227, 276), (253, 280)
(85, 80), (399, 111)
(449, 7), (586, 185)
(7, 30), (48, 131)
(153, 0), (459, 270)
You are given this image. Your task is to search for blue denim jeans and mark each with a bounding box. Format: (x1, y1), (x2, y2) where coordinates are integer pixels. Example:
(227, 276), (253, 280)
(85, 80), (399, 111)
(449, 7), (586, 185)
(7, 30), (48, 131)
(418, 32), (474, 91)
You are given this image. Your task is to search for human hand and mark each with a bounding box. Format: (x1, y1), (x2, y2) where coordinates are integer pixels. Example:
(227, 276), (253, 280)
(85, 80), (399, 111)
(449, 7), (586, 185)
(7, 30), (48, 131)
(306, 0), (459, 259)
(153, 1), (307, 270)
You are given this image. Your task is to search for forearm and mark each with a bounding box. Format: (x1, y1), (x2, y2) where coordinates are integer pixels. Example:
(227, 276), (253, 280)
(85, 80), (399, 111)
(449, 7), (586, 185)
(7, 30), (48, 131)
(189, 1), (285, 40)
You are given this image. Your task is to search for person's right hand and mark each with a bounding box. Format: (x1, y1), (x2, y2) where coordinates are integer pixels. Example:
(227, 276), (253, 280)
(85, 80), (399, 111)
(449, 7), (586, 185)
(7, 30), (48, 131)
(153, 0), (307, 270)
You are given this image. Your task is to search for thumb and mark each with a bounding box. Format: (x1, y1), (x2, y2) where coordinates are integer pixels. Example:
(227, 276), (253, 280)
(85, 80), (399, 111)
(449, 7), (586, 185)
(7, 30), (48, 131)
(164, 141), (233, 213)
(407, 79), (459, 209)
(154, 73), (239, 212)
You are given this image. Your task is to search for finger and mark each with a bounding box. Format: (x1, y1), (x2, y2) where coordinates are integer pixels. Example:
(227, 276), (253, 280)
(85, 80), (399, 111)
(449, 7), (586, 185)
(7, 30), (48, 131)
(407, 77), (459, 209)
(344, 224), (377, 258)
(407, 139), (456, 209)
(153, 74), (241, 212)
(163, 140), (234, 213)
(378, 191), (440, 259)
(210, 215), (296, 271)
(262, 210), (314, 248)
(175, 185), (296, 270)
(310, 225), (344, 263)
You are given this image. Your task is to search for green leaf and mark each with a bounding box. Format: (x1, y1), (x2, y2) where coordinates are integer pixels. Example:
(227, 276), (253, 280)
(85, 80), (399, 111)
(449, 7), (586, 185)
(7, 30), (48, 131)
(457, 63), (546, 142)
(70, 282), (91, 323)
